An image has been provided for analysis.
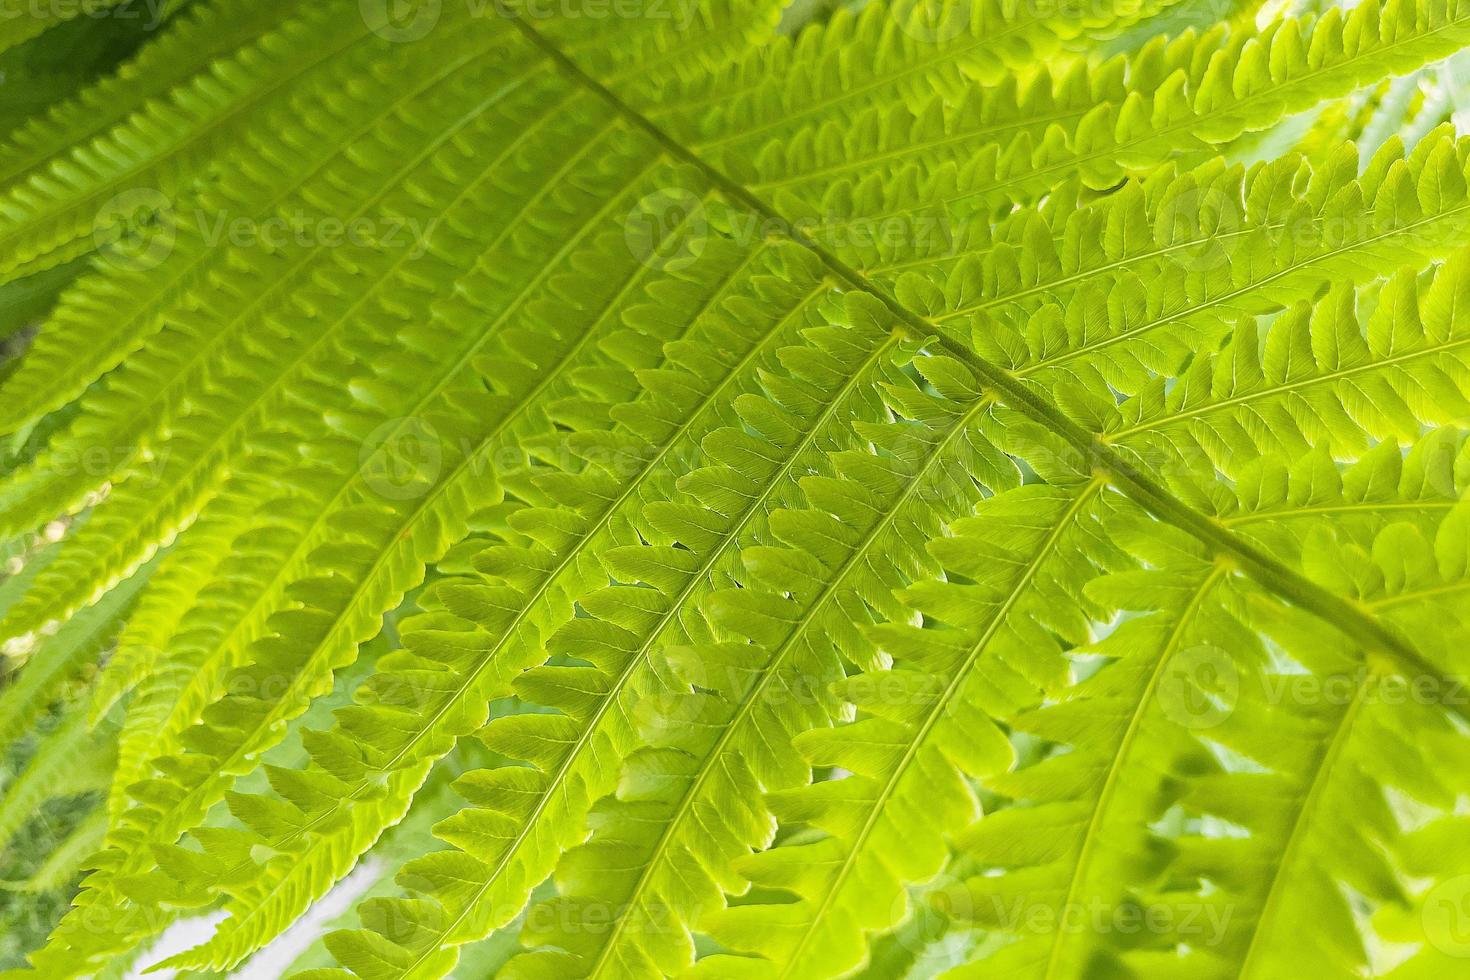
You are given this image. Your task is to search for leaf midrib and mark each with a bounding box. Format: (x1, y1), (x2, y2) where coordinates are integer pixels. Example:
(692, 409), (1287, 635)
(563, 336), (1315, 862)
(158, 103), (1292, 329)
(1224, 498), (1456, 527)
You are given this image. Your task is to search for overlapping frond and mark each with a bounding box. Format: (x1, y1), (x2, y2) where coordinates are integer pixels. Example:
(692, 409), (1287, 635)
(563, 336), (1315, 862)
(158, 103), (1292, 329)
(0, 0), (295, 191)
(1145, 514), (1470, 979)
(741, 0), (1470, 212)
(0, 548), (148, 756)
(0, 0), (379, 286)
(1102, 251), (1470, 478)
(0, 0), (305, 431)
(0, 710), (113, 855)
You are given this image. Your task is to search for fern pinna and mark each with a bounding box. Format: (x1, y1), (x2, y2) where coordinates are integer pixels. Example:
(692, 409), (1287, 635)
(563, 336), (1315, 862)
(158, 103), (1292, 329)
(0, 0), (1468, 975)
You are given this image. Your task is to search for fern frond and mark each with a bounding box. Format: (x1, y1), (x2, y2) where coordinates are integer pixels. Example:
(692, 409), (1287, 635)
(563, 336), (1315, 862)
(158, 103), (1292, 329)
(0, 19), (554, 643)
(656, 0), (1175, 163)
(0, 0), (298, 189)
(0, 545), (149, 756)
(1100, 253), (1470, 476)
(433, 303), (1029, 979)
(869, 132), (1470, 401)
(0, 0), (314, 432)
(0, 711), (113, 854)
(1377, 808), (1470, 978)
(688, 477), (1118, 978)
(507, 0), (785, 91)
(925, 516), (1237, 976)
(1131, 516), (1470, 978)
(87, 475), (251, 727)
(295, 24), (1470, 980)
(161, 234), (822, 975)
(5, 2), (1470, 977)
(1219, 427), (1470, 560)
(317, 285), (920, 980)
(765, 0), (1468, 203)
(0, 4), (512, 495)
(22, 50), (803, 969)
(0, 0), (381, 284)
(45, 148), (791, 977)
(775, 0), (1470, 236)
(9, 808), (105, 894)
